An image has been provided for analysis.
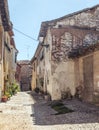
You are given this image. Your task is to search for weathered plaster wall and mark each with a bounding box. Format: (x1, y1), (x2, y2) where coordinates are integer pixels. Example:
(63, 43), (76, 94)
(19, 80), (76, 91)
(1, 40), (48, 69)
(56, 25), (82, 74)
(44, 29), (52, 95)
(50, 28), (99, 100)
(49, 6), (99, 100)
(4, 32), (11, 82)
(51, 61), (75, 100)
(1, 27), (4, 93)
(31, 60), (37, 90)
(37, 5), (99, 101)
(93, 50), (99, 102)
(9, 47), (16, 83)
(37, 50), (45, 92)
(75, 51), (99, 103)
(0, 26), (4, 93)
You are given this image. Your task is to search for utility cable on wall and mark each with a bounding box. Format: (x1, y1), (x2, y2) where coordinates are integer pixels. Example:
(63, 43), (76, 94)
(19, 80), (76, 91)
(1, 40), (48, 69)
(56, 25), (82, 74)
(13, 27), (38, 42)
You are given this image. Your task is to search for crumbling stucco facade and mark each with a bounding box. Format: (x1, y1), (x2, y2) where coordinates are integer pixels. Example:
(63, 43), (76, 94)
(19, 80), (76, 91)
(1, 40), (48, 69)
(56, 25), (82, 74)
(31, 5), (99, 103)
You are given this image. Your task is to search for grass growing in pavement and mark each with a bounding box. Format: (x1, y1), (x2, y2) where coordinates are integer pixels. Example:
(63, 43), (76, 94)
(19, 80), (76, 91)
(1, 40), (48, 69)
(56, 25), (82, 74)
(50, 102), (74, 115)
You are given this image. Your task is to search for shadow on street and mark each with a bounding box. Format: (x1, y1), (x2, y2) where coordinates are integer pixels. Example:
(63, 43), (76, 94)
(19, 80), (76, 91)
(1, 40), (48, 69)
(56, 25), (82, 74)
(27, 91), (99, 126)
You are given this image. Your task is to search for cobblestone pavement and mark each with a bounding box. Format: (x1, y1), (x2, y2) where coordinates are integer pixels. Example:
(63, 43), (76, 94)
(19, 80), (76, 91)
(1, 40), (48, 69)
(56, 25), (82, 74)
(0, 92), (34, 130)
(0, 91), (99, 130)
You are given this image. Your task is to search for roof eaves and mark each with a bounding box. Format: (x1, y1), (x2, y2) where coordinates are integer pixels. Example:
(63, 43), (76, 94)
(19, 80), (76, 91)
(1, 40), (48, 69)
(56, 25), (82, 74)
(45, 4), (99, 23)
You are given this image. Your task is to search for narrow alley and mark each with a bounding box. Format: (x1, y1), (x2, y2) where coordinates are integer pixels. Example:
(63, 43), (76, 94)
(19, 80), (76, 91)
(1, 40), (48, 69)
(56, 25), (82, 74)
(0, 91), (99, 130)
(0, 1), (99, 130)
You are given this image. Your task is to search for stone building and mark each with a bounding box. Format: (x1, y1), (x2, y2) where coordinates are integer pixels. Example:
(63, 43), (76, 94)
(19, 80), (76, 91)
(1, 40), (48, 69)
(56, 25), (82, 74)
(31, 4), (99, 103)
(4, 30), (18, 87)
(10, 38), (18, 82)
(31, 45), (44, 92)
(0, 0), (18, 100)
(31, 57), (37, 91)
(18, 60), (32, 91)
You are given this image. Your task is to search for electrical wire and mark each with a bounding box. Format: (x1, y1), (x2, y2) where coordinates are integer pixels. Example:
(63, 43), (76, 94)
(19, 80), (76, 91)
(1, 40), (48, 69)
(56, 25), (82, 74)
(13, 27), (38, 42)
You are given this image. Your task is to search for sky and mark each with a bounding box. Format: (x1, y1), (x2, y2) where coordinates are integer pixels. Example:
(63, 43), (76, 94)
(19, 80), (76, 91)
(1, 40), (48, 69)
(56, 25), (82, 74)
(8, 0), (99, 61)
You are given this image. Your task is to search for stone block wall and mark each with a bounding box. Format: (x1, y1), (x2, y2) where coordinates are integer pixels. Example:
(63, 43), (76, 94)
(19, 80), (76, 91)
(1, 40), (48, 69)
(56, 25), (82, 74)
(18, 60), (32, 91)
(56, 6), (99, 30)
(37, 5), (99, 101)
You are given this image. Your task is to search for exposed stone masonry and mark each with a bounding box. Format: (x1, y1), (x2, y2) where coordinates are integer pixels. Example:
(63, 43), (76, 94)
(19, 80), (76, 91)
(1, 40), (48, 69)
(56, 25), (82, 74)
(51, 27), (99, 62)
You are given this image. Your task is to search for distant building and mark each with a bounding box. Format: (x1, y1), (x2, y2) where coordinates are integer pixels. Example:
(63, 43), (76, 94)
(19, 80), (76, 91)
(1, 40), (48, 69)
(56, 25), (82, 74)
(15, 63), (21, 85)
(18, 60), (32, 91)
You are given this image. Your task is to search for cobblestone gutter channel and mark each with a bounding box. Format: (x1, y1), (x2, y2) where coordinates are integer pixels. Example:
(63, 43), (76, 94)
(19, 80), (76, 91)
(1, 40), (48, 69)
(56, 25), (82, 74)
(0, 91), (99, 130)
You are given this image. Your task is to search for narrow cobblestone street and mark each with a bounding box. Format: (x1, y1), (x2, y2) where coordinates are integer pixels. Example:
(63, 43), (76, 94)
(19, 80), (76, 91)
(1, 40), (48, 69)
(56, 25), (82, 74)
(0, 91), (99, 130)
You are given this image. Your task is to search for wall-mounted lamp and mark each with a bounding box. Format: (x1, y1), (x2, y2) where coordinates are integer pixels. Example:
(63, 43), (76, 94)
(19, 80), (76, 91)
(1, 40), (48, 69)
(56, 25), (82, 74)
(39, 36), (49, 48)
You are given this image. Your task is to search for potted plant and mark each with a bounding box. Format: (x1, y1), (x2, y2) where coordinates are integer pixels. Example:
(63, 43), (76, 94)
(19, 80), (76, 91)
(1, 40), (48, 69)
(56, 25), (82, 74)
(1, 95), (8, 102)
